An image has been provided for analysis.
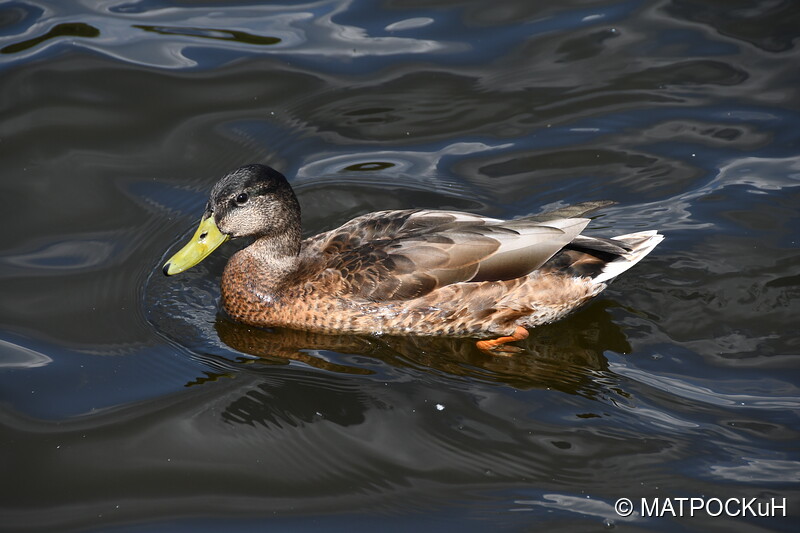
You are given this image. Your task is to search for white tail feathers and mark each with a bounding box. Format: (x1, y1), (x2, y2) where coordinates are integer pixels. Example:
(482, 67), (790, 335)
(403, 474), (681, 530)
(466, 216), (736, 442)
(592, 230), (664, 284)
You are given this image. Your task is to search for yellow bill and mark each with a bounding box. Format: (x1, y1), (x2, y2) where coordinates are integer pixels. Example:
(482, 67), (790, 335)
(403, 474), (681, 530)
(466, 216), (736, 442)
(163, 215), (229, 276)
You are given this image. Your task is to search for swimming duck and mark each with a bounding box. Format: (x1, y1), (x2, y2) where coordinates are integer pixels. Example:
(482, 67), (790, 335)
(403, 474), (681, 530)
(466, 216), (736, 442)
(163, 164), (663, 352)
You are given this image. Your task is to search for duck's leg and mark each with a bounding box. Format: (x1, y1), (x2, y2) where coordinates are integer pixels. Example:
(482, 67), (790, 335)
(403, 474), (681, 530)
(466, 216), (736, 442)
(476, 326), (529, 355)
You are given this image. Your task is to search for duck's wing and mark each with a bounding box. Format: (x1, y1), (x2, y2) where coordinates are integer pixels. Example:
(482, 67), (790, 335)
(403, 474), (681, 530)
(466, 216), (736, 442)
(303, 209), (590, 301)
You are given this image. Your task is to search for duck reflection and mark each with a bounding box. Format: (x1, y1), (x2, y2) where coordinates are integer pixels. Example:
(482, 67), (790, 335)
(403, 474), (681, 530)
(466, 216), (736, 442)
(210, 299), (631, 395)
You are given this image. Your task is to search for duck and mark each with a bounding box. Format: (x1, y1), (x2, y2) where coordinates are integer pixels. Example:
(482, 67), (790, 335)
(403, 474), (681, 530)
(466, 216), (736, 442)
(163, 164), (663, 353)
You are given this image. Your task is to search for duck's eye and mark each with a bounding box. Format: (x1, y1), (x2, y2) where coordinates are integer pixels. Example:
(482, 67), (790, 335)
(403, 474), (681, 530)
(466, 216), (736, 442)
(234, 192), (249, 205)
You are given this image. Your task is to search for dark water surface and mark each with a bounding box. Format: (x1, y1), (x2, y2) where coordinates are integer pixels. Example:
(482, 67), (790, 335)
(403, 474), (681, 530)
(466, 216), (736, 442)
(1, 0), (799, 531)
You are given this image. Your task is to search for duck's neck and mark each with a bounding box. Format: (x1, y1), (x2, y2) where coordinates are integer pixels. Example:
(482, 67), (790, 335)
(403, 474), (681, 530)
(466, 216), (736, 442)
(245, 229), (301, 276)
(249, 193), (303, 273)
(220, 231), (302, 324)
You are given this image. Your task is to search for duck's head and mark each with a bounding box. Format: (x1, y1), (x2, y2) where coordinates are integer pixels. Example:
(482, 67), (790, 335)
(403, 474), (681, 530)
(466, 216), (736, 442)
(163, 164), (300, 276)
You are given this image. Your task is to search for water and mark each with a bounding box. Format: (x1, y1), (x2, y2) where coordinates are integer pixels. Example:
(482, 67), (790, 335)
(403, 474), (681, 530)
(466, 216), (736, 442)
(1, 0), (798, 531)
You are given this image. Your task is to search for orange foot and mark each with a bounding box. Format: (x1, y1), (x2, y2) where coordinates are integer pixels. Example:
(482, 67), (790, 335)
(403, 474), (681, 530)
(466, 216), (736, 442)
(475, 326), (529, 356)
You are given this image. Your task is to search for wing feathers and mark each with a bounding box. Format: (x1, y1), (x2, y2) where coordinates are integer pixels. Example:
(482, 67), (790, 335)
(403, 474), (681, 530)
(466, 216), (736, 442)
(305, 208), (599, 301)
(471, 218), (590, 281)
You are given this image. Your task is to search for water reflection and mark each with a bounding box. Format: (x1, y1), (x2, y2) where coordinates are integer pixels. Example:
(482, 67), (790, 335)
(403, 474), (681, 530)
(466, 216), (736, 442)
(0, 337), (53, 369)
(664, 0), (799, 53)
(219, 367), (371, 429)
(132, 24), (281, 46)
(0, 0), (455, 69)
(213, 299), (630, 396)
(0, 22), (99, 54)
(0, 357), (675, 532)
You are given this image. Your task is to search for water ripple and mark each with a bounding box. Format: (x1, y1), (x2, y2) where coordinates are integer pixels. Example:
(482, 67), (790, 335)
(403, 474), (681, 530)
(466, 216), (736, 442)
(0, 0), (458, 70)
(612, 364), (800, 411)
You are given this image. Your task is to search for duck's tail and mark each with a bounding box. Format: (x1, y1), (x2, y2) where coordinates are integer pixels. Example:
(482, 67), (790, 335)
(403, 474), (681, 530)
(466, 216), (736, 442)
(541, 230), (664, 283)
(590, 230), (664, 284)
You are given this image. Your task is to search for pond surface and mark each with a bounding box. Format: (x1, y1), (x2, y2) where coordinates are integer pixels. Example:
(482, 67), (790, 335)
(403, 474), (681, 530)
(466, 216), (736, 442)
(1, 0), (798, 531)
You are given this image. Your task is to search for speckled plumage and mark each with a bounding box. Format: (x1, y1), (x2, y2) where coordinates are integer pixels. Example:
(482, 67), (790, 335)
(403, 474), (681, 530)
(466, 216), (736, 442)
(166, 164), (664, 346)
